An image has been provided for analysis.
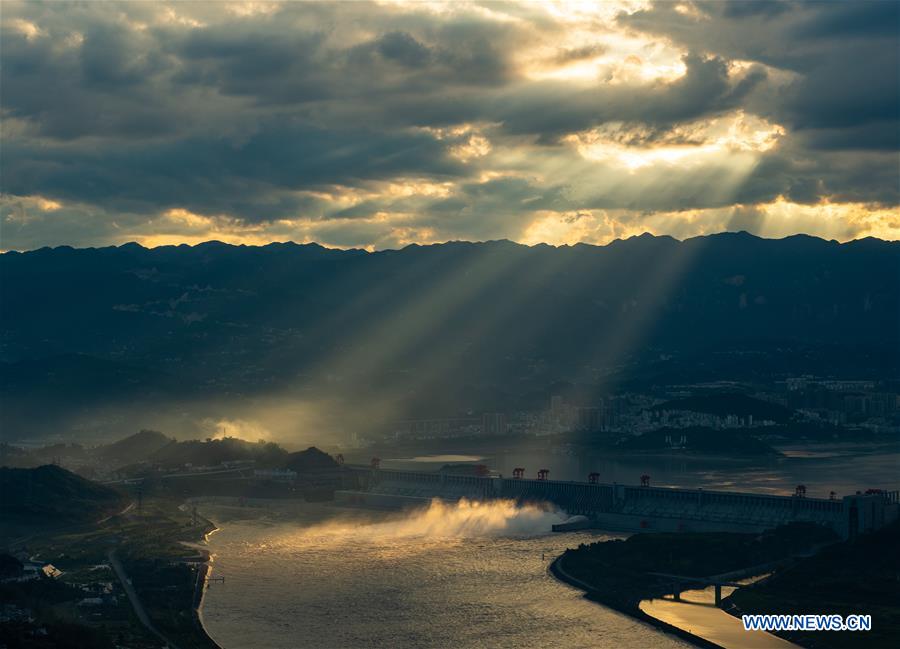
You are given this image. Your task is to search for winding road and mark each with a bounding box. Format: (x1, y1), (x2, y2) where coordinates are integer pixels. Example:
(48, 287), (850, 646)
(108, 549), (182, 649)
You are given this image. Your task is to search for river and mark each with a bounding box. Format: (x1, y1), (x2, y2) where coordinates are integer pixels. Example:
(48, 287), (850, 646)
(199, 500), (693, 649)
(640, 582), (800, 649)
(199, 444), (898, 648)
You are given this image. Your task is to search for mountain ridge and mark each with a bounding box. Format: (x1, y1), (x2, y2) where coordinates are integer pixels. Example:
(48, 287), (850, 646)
(3, 231), (897, 257)
(2, 233), (897, 441)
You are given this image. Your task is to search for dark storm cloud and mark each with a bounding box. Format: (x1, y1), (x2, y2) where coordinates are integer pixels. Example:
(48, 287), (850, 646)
(170, 25), (334, 104)
(0, 0), (897, 249)
(622, 0), (899, 149)
(3, 119), (464, 219)
(732, 145), (899, 207)
(375, 31), (433, 68)
(721, 1), (790, 19)
(164, 8), (520, 108)
(789, 0), (899, 39)
(0, 2), (525, 138)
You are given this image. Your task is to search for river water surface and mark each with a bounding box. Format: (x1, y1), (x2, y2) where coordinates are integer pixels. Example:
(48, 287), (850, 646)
(640, 582), (800, 649)
(200, 445), (898, 649)
(199, 500), (693, 649)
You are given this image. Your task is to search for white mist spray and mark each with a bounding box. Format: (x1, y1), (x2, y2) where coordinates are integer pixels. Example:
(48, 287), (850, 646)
(365, 498), (567, 538)
(275, 499), (568, 553)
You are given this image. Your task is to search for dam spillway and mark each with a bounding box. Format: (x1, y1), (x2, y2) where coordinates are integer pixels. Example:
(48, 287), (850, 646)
(336, 466), (899, 539)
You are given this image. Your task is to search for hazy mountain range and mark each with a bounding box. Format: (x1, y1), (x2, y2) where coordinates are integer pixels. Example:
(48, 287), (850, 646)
(2, 232), (897, 442)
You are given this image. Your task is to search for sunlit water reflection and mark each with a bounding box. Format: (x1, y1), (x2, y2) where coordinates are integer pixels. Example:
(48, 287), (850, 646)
(200, 442), (900, 649)
(640, 583), (799, 649)
(200, 501), (692, 649)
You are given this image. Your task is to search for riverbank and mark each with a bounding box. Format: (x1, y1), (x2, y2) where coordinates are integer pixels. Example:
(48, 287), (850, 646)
(188, 497), (349, 649)
(189, 512), (222, 649)
(189, 499), (693, 649)
(725, 520), (900, 649)
(2, 496), (224, 649)
(550, 553), (724, 649)
(548, 524), (837, 649)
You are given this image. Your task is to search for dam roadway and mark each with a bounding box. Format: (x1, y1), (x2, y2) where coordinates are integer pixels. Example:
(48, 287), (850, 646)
(337, 465), (899, 538)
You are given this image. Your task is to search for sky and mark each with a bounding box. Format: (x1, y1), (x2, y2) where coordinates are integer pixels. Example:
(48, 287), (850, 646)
(1, 0), (898, 251)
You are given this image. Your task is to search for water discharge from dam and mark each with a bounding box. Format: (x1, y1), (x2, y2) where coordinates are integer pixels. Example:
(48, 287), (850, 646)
(200, 501), (692, 649)
(291, 498), (569, 541)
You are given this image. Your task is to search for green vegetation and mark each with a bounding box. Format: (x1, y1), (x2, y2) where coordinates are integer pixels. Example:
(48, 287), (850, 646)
(728, 521), (900, 649)
(110, 500), (217, 648)
(146, 436), (288, 468)
(0, 449), (346, 649)
(103, 434), (342, 477)
(4, 496), (219, 649)
(0, 443), (88, 469)
(0, 466), (222, 648)
(558, 523), (837, 609)
(96, 429), (174, 465)
(0, 553), (24, 579)
(283, 446), (339, 472)
(0, 465), (127, 527)
(0, 619), (115, 649)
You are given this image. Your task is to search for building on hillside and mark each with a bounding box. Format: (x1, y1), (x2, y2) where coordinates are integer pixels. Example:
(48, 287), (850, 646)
(41, 564), (63, 579)
(576, 406), (602, 431)
(481, 412), (507, 435)
(253, 469), (297, 482)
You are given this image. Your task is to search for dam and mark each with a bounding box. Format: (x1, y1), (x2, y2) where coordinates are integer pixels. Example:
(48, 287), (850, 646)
(337, 466), (899, 539)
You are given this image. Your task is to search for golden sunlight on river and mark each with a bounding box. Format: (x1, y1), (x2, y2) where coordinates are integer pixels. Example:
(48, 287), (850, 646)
(200, 500), (694, 649)
(640, 585), (800, 649)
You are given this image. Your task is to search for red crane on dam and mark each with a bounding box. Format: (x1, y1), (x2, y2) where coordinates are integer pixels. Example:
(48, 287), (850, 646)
(795, 484), (807, 497)
(512, 467), (525, 479)
(537, 469), (550, 481)
(640, 474), (651, 487)
(588, 472), (600, 484)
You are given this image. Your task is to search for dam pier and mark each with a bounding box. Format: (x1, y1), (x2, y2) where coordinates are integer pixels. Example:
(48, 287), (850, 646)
(337, 465), (899, 539)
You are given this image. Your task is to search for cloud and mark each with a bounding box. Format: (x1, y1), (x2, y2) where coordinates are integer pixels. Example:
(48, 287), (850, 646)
(552, 43), (608, 64)
(2, 120), (466, 219)
(0, 0), (896, 250)
(622, 1), (899, 148)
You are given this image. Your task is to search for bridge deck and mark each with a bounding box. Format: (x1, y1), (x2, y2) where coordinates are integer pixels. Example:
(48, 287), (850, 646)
(645, 572), (742, 588)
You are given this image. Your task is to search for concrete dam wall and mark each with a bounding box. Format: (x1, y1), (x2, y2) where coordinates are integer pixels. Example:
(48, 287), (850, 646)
(336, 467), (899, 538)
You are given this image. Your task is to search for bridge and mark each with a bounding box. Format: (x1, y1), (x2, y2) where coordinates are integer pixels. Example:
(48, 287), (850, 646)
(646, 572), (744, 607)
(337, 465), (899, 539)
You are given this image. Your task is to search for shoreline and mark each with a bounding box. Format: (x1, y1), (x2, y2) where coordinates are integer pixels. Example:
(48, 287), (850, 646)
(172, 500), (723, 649)
(190, 509), (225, 649)
(548, 553), (725, 649)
